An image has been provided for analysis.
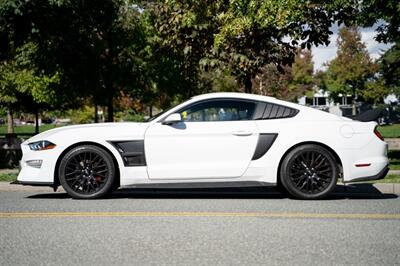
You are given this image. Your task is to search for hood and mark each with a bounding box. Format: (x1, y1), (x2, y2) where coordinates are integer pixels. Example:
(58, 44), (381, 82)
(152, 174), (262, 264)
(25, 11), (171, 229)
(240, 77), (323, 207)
(25, 122), (145, 144)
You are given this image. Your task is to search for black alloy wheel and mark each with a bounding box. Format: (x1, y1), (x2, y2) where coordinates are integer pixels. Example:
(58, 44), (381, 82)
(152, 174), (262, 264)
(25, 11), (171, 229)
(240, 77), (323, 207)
(59, 145), (116, 199)
(280, 144), (338, 199)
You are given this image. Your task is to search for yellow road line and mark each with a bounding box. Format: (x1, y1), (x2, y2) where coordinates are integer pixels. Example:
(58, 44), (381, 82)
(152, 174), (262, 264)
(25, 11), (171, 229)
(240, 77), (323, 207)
(0, 212), (399, 219)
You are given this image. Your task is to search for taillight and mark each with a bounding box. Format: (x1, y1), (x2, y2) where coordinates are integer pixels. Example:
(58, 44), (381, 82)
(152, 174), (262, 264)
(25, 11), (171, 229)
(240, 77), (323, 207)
(374, 126), (384, 141)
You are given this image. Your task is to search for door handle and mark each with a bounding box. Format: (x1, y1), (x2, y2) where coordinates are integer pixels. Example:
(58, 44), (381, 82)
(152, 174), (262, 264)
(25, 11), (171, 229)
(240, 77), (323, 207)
(232, 130), (253, 136)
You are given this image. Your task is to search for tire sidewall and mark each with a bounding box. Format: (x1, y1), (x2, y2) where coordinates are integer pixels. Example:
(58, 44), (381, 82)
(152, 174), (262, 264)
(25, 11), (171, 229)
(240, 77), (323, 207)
(280, 144), (338, 200)
(59, 145), (115, 199)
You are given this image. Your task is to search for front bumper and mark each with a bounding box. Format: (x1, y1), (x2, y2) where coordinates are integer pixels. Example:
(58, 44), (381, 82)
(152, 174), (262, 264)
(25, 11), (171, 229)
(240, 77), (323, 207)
(16, 143), (60, 185)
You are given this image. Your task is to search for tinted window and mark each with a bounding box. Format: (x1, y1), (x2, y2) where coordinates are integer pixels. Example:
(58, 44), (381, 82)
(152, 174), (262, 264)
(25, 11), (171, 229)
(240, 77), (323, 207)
(180, 100), (256, 122)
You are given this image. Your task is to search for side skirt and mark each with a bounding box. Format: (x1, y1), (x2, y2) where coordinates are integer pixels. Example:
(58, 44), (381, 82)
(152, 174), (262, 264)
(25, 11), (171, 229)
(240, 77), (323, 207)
(121, 181), (276, 189)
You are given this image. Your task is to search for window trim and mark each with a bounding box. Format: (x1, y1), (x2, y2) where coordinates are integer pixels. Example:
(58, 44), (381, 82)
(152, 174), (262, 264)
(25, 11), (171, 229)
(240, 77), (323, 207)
(157, 97), (299, 123)
(160, 98), (259, 123)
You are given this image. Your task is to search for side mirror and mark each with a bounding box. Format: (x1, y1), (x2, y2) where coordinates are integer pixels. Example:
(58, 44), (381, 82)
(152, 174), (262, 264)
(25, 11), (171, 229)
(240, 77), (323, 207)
(162, 113), (182, 125)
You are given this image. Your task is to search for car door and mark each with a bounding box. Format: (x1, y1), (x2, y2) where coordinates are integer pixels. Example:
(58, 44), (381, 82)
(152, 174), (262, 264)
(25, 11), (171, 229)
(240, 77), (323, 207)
(144, 99), (259, 179)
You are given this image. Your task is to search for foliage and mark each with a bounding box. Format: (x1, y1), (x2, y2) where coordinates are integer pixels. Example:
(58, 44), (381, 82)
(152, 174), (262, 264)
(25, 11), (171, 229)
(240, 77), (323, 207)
(387, 150), (400, 170)
(0, 43), (60, 109)
(287, 49), (314, 101)
(208, 0), (352, 93)
(150, 0), (354, 94)
(357, 0), (400, 43)
(252, 64), (292, 99)
(251, 48), (313, 102)
(0, 172), (17, 181)
(363, 78), (389, 104)
(369, 174), (400, 183)
(377, 124), (400, 138)
(67, 105), (94, 124)
(144, 1), (215, 107)
(208, 70), (239, 93)
(116, 109), (146, 122)
(380, 42), (400, 98)
(322, 27), (380, 102)
(1, 0), (399, 121)
(0, 0), (147, 121)
(0, 124), (58, 135)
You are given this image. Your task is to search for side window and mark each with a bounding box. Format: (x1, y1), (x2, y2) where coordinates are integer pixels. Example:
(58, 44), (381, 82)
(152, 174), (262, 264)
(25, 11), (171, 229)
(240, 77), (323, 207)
(180, 100), (256, 122)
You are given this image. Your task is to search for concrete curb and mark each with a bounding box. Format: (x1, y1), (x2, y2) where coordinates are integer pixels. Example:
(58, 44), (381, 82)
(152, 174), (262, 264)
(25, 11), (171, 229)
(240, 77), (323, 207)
(388, 170), (400, 175)
(337, 183), (400, 195)
(0, 182), (64, 192)
(0, 182), (399, 195)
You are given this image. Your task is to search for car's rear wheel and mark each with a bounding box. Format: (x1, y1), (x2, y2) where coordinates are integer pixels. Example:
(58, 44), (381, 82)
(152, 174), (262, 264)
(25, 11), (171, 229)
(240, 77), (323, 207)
(280, 144), (338, 199)
(59, 145), (115, 199)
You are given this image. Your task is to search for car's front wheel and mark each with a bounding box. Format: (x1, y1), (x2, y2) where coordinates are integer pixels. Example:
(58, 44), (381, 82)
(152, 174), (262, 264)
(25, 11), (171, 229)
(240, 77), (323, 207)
(280, 144), (338, 200)
(59, 145), (116, 199)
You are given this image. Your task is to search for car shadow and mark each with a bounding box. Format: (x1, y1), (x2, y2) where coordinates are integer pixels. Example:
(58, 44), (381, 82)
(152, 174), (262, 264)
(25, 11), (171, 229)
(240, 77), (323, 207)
(26, 184), (398, 200)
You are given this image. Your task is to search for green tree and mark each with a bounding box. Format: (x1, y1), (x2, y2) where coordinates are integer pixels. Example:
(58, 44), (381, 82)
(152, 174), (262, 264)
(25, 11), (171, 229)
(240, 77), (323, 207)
(380, 42), (400, 98)
(346, 1), (399, 105)
(323, 26), (378, 114)
(150, 0), (354, 96)
(253, 64), (292, 98)
(0, 36), (60, 133)
(252, 48), (313, 101)
(288, 49), (314, 101)
(357, 0), (400, 43)
(1, 0), (146, 122)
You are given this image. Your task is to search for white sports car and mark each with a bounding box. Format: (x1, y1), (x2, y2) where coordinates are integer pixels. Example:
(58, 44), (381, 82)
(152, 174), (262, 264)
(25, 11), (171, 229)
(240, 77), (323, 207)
(17, 92), (389, 199)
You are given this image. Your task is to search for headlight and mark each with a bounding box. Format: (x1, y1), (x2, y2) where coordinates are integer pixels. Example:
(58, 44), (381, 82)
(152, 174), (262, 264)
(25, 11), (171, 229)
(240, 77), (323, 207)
(28, 140), (56, 151)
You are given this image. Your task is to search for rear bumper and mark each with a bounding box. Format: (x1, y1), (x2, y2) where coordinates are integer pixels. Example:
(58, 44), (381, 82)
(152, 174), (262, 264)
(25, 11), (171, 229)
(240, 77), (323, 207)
(345, 164), (389, 183)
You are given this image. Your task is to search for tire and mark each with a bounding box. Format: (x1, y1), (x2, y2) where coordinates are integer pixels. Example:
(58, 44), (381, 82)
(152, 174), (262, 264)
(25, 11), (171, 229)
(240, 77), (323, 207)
(59, 145), (116, 199)
(280, 144), (338, 200)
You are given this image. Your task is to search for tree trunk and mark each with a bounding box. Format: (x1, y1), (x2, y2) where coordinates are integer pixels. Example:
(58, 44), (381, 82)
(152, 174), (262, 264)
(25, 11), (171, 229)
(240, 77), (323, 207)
(244, 77), (252, 94)
(149, 105), (153, 117)
(107, 101), (113, 122)
(35, 107), (39, 134)
(7, 108), (14, 134)
(94, 104), (99, 123)
(104, 78), (114, 122)
(107, 95), (114, 122)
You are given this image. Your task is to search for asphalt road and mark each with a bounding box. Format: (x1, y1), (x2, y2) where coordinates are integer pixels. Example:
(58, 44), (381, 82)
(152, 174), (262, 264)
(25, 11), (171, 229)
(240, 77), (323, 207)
(1, 187), (400, 266)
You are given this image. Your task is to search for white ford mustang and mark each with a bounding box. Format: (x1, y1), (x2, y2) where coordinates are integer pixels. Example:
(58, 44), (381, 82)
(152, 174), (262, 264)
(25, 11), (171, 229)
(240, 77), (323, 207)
(17, 92), (389, 199)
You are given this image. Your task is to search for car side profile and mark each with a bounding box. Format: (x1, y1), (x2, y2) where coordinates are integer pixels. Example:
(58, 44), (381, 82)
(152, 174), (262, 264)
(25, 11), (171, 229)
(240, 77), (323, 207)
(17, 92), (389, 199)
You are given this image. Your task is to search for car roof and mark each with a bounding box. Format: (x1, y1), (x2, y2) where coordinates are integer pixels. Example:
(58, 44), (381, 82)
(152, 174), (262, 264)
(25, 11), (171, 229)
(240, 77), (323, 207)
(191, 92), (300, 108)
(192, 92), (277, 102)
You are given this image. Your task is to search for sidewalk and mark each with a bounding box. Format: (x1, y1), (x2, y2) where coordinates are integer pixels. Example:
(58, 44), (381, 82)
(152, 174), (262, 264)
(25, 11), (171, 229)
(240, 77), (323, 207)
(388, 170), (400, 175)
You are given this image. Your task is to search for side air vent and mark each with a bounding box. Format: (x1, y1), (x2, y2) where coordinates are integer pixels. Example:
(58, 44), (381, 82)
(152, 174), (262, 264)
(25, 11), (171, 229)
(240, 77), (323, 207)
(109, 140), (146, 166)
(262, 103), (298, 120)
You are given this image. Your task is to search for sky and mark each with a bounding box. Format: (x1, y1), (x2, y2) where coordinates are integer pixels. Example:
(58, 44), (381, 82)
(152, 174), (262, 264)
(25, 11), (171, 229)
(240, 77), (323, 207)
(312, 23), (393, 71)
